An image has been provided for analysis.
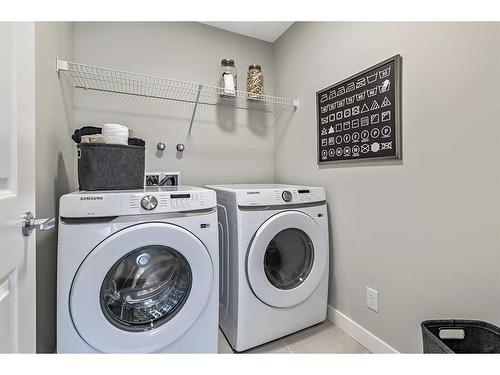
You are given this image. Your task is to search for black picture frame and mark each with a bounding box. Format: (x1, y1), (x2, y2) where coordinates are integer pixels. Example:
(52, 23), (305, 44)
(316, 55), (402, 164)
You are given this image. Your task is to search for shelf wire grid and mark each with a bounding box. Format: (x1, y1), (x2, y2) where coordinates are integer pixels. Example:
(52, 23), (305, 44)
(59, 61), (296, 113)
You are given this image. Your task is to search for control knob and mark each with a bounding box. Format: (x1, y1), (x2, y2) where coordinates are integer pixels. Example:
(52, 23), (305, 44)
(141, 195), (158, 210)
(282, 190), (292, 202)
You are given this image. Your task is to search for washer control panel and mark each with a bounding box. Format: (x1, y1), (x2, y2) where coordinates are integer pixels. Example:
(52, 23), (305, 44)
(236, 186), (326, 207)
(132, 192), (209, 213)
(59, 187), (216, 218)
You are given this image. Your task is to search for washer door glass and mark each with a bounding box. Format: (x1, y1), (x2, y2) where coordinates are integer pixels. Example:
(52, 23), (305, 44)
(100, 245), (192, 332)
(264, 228), (314, 290)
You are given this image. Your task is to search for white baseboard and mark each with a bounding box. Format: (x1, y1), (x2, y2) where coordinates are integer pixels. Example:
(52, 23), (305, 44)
(327, 305), (399, 353)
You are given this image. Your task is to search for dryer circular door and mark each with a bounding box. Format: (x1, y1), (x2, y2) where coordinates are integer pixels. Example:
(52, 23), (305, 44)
(70, 222), (213, 353)
(246, 210), (327, 308)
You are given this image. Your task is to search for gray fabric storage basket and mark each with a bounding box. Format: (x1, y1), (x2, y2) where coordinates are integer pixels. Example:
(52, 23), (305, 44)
(422, 320), (500, 353)
(77, 143), (145, 191)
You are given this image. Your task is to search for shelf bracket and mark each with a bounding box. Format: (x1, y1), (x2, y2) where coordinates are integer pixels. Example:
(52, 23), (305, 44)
(188, 84), (202, 135)
(56, 58), (68, 73)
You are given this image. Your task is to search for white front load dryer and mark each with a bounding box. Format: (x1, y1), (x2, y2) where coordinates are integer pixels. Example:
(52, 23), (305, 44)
(207, 184), (329, 352)
(57, 186), (218, 353)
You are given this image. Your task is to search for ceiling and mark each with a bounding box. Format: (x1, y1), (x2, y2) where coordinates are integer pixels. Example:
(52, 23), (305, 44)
(201, 22), (294, 43)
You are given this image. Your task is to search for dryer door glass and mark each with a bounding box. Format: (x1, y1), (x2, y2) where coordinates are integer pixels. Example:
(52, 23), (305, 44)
(264, 228), (314, 290)
(100, 245), (192, 332)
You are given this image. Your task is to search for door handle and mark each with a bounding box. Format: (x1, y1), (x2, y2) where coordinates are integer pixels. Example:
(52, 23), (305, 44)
(22, 211), (55, 237)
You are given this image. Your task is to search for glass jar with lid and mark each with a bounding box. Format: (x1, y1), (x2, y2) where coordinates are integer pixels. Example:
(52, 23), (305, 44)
(219, 58), (237, 96)
(247, 64), (264, 99)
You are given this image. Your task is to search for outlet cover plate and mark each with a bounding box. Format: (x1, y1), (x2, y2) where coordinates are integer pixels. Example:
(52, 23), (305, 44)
(366, 287), (379, 312)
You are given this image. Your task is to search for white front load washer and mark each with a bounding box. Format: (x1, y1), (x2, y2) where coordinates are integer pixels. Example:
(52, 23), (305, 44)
(207, 184), (329, 352)
(57, 186), (219, 353)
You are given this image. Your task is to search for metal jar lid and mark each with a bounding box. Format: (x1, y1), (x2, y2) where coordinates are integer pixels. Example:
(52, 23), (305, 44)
(248, 64), (261, 70)
(221, 59), (235, 67)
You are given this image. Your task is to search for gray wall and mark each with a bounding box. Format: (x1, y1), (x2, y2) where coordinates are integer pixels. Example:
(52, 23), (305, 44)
(35, 22), (75, 353)
(72, 22), (275, 186)
(273, 22), (500, 352)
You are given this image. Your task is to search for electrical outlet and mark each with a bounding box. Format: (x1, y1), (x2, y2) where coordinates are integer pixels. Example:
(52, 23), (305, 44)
(366, 287), (379, 312)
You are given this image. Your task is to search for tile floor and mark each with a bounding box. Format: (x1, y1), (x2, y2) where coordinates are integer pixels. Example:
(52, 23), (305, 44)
(218, 320), (370, 354)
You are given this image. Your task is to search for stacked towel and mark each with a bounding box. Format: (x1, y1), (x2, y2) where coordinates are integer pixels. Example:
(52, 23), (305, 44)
(72, 125), (145, 147)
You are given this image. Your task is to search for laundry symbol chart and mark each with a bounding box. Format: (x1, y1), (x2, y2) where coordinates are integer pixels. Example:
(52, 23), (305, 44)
(321, 127), (328, 136)
(361, 130), (369, 142)
(355, 78), (366, 88)
(321, 117), (328, 125)
(343, 121), (350, 131)
(329, 90), (336, 100)
(320, 93), (328, 103)
(352, 145), (360, 156)
(321, 138), (328, 146)
(343, 146), (351, 156)
(344, 108), (351, 118)
(381, 96), (391, 107)
(361, 116), (369, 126)
(379, 79), (390, 93)
(367, 87), (378, 97)
(367, 72), (378, 84)
(337, 86), (345, 96)
(352, 132), (360, 142)
(381, 110), (391, 122)
(321, 150), (328, 159)
(370, 127), (380, 138)
(370, 100), (380, 110)
(356, 92), (366, 101)
(381, 141), (392, 150)
(328, 125), (335, 134)
(351, 119), (360, 128)
(346, 95), (355, 105)
(361, 143), (370, 154)
(336, 123), (342, 132)
(346, 82), (355, 92)
(328, 114), (335, 123)
(337, 98), (346, 108)
(381, 126), (391, 138)
(370, 113), (380, 124)
(352, 106), (360, 116)
(361, 103), (370, 113)
(371, 142), (380, 152)
(328, 137), (335, 145)
(379, 66), (391, 79)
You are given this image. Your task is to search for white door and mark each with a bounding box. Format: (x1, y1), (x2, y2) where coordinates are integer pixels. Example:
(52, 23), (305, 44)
(70, 222), (214, 353)
(246, 211), (328, 308)
(0, 22), (36, 353)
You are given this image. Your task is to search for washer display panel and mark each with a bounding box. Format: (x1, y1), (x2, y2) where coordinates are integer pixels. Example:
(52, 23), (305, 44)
(70, 222), (213, 353)
(264, 229), (314, 290)
(247, 211), (327, 308)
(101, 245), (192, 332)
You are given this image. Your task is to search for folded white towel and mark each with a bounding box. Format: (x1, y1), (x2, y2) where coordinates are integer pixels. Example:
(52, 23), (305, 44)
(102, 123), (128, 145)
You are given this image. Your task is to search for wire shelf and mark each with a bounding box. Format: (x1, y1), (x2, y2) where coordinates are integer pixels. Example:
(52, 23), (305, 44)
(57, 59), (298, 114)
